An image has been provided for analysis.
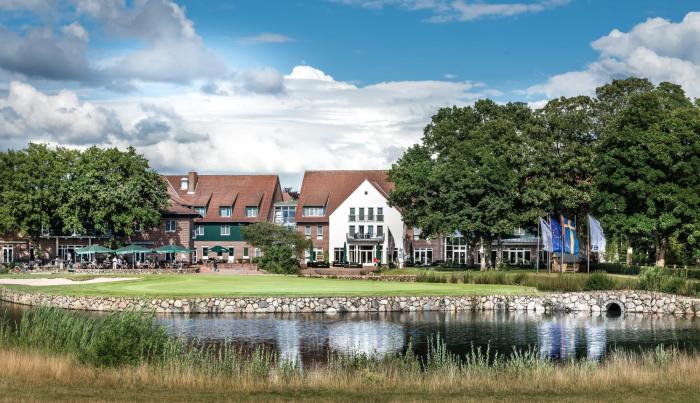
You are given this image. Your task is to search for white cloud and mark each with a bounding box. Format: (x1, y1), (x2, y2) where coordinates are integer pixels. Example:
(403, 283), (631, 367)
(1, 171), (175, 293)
(238, 33), (296, 45)
(0, 81), (207, 149)
(0, 0), (227, 85)
(528, 11), (700, 99)
(333, 0), (570, 23)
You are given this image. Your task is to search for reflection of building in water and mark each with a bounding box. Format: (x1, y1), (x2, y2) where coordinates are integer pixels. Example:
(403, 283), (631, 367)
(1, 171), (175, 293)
(328, 321), (405, 355)
(276, 320), (301, 365)
(585, 325), (606, 360)
(537, 314), (610, 360)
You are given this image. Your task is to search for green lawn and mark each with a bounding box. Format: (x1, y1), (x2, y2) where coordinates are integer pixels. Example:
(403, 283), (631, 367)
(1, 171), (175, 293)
(0, 274), (536, 298)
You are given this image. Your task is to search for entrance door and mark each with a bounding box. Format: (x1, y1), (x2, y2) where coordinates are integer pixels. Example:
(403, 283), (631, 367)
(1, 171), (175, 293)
(2, 245), (13, 263)
(359, 245), (374, 264)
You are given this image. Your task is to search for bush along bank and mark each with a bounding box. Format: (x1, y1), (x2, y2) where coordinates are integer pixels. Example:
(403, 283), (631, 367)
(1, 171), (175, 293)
(413, 270), (700, 297)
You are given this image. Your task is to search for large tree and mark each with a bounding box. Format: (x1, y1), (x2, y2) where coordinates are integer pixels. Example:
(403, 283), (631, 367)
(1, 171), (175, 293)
(58, 146), (169, 244)
(0, 144), (77, 254)
(389, 100), (535, 270)
(592, 79), (700, 267)
(242, 222), (311, 273)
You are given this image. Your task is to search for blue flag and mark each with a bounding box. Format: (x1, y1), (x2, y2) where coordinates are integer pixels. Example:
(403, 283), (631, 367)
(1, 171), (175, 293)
(550, 216), (579, 255)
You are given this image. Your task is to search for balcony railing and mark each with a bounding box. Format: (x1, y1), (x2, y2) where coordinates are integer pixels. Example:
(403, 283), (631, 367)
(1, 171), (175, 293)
(348, 215), (384, 222)
(347, 233), (384, 242)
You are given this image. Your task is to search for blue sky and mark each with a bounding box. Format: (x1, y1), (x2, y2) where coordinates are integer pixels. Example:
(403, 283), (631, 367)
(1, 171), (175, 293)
(1, 1), (699, 187)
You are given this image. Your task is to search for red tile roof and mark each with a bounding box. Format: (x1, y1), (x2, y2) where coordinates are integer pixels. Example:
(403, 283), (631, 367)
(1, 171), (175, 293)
(163, 179), (199, 216)
(296, 170), (393, 223)
(164, 174), (282, 222)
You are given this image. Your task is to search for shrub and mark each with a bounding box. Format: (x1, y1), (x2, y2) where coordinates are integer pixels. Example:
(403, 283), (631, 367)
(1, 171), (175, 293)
(638, 267), (666, 291)
(0, 265), (9, 274)
(585, 272), (615, 291)
(660, 276), (686, 294)
(255, 244), (299, 274)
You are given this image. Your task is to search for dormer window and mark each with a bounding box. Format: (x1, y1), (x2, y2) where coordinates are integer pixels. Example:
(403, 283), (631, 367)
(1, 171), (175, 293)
(180, 178), (188, 190)
(220, 207), (231, 217)
(302, 206), (325, 217)
(194, 206), (206, 217)
(245, 206), (259, 217)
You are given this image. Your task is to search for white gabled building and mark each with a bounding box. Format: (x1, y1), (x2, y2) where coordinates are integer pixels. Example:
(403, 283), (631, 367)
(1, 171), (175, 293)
(328, 179), (405, 265)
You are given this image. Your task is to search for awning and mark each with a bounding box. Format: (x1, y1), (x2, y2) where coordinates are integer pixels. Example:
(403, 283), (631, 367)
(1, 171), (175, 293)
(75, 245), (114, 255)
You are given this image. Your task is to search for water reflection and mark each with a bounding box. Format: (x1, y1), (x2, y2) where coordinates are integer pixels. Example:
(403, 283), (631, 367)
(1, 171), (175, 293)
(1, 301), (697, 365)
(155, 310), (700, 365)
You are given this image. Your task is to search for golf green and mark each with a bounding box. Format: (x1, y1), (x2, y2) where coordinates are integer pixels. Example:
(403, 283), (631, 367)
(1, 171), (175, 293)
(1, 274), (537, 298)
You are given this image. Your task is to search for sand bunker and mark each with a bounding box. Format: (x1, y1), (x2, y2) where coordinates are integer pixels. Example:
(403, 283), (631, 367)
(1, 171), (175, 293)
(0, 277), (135, 286)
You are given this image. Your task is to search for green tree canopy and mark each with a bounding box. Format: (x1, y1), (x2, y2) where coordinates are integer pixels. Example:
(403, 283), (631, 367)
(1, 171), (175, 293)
(242, 222), (311, 274)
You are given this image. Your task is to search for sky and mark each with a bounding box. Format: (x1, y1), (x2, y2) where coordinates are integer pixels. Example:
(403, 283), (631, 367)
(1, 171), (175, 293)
(1, 0), (700, 188)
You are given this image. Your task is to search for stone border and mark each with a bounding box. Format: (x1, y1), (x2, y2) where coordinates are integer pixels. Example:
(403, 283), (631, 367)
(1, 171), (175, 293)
(1, 288), (699, 316)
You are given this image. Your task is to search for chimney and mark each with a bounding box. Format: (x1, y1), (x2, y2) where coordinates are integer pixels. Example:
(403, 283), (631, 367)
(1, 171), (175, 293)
(187, 171), (198, 193)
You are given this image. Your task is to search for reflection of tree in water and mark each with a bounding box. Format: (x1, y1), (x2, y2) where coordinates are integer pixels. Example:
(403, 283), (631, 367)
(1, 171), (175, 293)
(327, 321), (405, 355)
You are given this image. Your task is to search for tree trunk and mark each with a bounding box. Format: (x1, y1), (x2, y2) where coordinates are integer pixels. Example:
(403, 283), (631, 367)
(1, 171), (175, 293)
(479, 238), (487, 271)
(495, 238), (503, 270)
(655, 237), (666, 268)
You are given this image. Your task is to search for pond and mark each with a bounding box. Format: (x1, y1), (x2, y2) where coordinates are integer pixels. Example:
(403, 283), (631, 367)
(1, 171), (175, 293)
(4, 301), (698, 365)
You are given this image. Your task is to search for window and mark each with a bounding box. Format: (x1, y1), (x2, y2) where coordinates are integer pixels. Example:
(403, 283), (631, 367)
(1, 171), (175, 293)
(192, 249), (197, 264)
(245, 206), (259, 217)
(274, 205), (296, 227)
(228, 247), (234, 257)
(414, 248), (433, 265)
(220, 225), (230, 236)
(314, 248), (324, 262)
(367, 225), (374, 237)
(412, 227), (421, 240)
(195, 225), (204, 236)
(377, 207), (384, 222)
(377, 225), (384, 237)
(302, 206), (325, 217)
(349, 207), (356, 222)
(194, 206), (206, 217)
(368, 207), (374, 221)
(165, 220), (176, 232)
(334, 248), (344, 263)
(514, 227), (526, 236)
(180, 178), (188, 190)
(220, 207), (231, 217)
(202, 247), (209, 259)
(349, 225), (355, 236)
(243, 247), (249, 258)
(304, 225), (311, 239)
(255, 248), (262, 257)
(317, 225), (323, 240)
(2, 245), (13, 263)
(358, 208), (365, 221)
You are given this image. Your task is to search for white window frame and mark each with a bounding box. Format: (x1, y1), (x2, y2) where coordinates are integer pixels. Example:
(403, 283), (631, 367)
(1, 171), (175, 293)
(304, 225), (311, 239)
(302, 206), (325, 217)
(194, 207), (206, 217)
(245, 206), (259, 217)
(165, 219), (177, 233)
(220, 206), (232, 217)
(220, 225), (231, 236)
(180, 178), (188, 190)
(195, 225), (204, 237)
(2, 245), (13, 263)
(317, 225), (323, 240)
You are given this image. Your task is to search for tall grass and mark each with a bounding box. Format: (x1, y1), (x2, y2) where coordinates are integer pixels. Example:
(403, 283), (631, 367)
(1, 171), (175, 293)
(1, 308), (700, 400)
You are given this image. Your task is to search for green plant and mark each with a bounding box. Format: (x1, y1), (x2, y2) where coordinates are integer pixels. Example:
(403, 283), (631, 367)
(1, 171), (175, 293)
(660, 276), (686, 294)
(638, 267), (666, 291)
(585, 272), (615, 291)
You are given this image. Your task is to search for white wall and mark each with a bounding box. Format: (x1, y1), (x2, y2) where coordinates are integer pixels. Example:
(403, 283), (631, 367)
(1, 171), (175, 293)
(328, 180), (404, 263)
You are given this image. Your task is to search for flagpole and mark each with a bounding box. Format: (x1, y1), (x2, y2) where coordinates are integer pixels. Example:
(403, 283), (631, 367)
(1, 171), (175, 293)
(536, 218), (540, 273)
(560, 214), (565, 273)
(548, 216), (552, 274)
(587, 214), (590, 274)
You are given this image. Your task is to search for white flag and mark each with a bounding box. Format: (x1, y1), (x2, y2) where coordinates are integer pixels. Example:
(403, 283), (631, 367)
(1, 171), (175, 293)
(539, 218), (552, 252)
(588, 215), (606, 253)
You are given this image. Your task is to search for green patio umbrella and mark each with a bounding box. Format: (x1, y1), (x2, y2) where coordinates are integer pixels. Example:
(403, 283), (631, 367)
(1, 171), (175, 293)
(154, 244), (192, 253)
(75, 245), (114, 255)
(154, 244), (192, 263)
(375, 244), (382, 265)
(343, 241), (348, 264)
(115, 244), (154, 269)
(308, 243), (315, 263)
(209, 245), (227, 254)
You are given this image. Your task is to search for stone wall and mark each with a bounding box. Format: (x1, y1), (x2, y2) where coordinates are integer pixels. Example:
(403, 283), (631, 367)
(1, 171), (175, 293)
(1, 288), (698, 316)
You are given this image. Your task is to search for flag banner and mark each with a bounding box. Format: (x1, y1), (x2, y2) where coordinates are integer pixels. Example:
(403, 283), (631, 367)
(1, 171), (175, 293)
(561, 215), (580, 255)
(539, 217), (553, 252)
(588, 215), (606, 253)
(551, 218), (563, 253)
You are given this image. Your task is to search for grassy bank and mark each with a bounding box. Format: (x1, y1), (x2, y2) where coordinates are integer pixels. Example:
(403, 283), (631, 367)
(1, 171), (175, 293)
(0, 274), (536, 297)
(1, 308), (699, 401)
